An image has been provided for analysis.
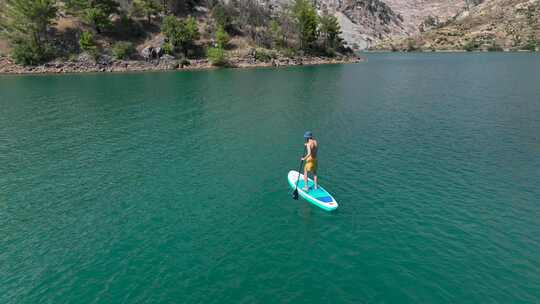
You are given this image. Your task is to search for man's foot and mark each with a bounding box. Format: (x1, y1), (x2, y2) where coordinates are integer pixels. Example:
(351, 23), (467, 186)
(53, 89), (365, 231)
(302, 187), (309, 191)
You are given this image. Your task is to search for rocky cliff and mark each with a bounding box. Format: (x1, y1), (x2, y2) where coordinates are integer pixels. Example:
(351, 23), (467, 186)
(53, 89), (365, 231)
(301, 0), (483, 49)
(374, 0), (540, 51)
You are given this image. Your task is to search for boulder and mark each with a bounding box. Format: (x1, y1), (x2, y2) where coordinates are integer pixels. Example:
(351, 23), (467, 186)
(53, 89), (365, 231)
(97, 55), (113, 66)
(141, 46), (153, 60)
(77, 52), (95, 64)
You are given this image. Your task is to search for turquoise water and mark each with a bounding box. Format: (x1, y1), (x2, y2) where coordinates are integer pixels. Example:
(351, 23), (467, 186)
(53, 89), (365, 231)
(1, 53), (539, 303)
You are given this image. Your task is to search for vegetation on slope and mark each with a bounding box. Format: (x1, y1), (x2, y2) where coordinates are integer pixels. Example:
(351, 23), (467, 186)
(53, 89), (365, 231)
(0, 0), (352, 66)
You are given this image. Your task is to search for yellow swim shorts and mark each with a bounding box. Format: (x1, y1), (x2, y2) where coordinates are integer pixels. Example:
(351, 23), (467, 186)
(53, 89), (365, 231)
(305, 157), (318, 172)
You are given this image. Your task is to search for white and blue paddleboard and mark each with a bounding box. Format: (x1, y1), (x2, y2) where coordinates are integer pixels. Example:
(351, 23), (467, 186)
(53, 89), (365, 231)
(287, 170), (338, 211)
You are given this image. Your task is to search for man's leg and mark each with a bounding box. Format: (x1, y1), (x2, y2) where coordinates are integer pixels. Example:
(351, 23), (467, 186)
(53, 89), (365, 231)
(303, 167), (309, 191)
(313, 172), (318, 190)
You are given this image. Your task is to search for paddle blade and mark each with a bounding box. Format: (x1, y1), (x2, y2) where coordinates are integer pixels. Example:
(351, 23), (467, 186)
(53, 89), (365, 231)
(292, 189), (299, 200)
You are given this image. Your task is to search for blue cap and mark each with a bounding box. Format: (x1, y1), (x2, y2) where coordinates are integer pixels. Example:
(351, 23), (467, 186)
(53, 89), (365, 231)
(304, 131), (313, 139)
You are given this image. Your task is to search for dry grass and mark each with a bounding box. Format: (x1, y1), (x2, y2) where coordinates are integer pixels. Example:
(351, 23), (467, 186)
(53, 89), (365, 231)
(55, 17), (80, 32)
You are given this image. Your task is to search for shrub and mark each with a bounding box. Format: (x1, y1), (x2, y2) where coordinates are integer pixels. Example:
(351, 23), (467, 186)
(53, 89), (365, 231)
(79, 31), (97, 53)
(487, 42), (503, 52)
(463, 39), (479, 52)
(406, 39), (419, 52)
(11, 40), (54, 65)
(112, 41), (135, 59)
(281, 48), (297, 58)
(162, 42), (174, 55)
(207, 47), (227, 66)
(522, 38), (538, 51)
(254, 48), (276, 62)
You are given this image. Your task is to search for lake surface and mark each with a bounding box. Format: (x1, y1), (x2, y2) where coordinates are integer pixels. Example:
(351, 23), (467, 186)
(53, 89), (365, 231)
(1, 53), (539, 303)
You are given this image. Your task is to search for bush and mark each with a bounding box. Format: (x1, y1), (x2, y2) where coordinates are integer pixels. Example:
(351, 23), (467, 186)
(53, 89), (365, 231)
(522, 38), (538, 51)
(406, 39), (419, 52)
(162, 42), (174, 55)
(487, 42), (503, 52)
(207, 47), (227, 66)
(463, 39), (479, 52)
(254, 48), (276, 62)
(11, 40), (54, 65)
(79, 31), (97, 53)
(112, 41), (135, 59)
(281, 48), (297, 58)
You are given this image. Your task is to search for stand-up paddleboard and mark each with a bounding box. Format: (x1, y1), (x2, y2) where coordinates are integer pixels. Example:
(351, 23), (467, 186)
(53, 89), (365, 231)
(287, 170), (338, 211)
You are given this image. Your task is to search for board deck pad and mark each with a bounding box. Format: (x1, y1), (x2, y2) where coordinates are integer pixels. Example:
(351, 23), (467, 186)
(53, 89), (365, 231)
(288, 170), (338, 211)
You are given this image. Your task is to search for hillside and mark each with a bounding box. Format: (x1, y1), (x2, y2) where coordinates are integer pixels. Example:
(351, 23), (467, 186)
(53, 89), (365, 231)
(0, 0), (361, 73)
(374, 0), (540, 51)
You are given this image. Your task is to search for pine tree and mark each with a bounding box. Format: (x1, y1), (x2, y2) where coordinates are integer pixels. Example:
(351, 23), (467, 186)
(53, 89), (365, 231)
(293, 0), (318, 51)
(319, 12), (343, 51)
(65, 0), (119, 33)
(215, 25), (229, 49)
(0, 0), (57, 64)
(131, 0), (161, 22)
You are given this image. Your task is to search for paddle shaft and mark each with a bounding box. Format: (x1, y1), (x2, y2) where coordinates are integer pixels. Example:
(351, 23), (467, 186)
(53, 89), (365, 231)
(293, 146), (306, 198)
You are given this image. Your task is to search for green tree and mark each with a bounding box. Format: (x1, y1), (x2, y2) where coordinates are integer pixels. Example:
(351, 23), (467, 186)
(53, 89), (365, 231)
(293, 0), (318, 50)
(0, 0), (58, 65)
(211, 2), (233, 31)
(66, 0), (119, 33)
(215, 25), (229, 49)
(269, 20), (284, 48)
(207, 46), (227, 66)
(319, 12), (342, 51)
(112, 41), (135, 59)
(161, 15), (200, 57)
(131, 0), (160, 22)
(79, 31), (97, 53)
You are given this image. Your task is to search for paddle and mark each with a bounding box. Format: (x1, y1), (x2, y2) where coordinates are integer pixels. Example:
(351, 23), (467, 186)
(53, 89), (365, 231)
(292, 147), (306, 200)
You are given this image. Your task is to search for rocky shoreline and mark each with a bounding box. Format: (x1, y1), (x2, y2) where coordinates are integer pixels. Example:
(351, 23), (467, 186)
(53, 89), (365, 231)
(0, 52), (362, 75)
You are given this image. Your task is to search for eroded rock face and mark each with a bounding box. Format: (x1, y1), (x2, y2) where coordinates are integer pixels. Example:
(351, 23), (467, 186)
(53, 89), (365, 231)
(377, 0), (540, 51)
(329, 0), (407, 49)
(383, 0), (472, 34)
(265, 0), (483, 49)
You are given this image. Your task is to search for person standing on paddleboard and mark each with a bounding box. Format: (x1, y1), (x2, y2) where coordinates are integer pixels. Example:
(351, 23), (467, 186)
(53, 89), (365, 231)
(301, 131), (318, 191)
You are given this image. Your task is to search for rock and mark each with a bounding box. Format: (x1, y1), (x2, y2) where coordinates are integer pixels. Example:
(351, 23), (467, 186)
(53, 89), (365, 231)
(160, 54), (175, 61)
(97, 55), (112, 66)
(154, 47), (164, 58)
(141, 46), (153, 60)
(77, 52), (95, 64)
